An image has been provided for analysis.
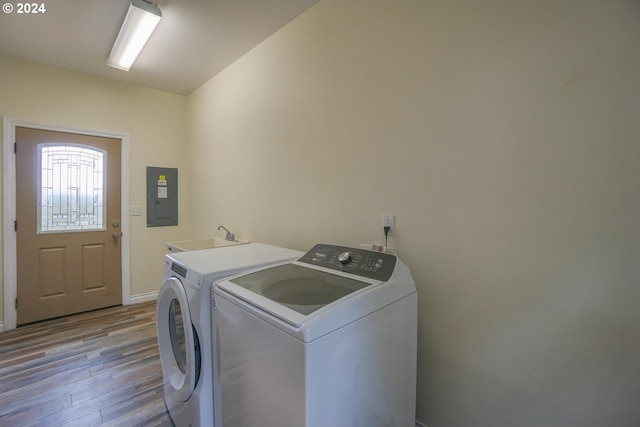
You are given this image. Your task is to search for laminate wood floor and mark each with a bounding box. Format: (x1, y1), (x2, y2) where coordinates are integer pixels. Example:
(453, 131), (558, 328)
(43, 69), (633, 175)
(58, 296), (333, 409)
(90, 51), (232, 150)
(0, 301), (175, 427)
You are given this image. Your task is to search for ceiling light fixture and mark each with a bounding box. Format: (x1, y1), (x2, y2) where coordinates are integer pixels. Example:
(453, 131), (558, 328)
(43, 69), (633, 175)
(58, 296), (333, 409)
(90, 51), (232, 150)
(107, 0), (162, 71)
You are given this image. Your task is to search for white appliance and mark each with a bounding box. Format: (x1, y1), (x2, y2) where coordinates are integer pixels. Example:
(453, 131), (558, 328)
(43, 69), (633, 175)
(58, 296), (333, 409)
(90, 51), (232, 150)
(157, 243), (302, 427)
(211, 244), (418, 427)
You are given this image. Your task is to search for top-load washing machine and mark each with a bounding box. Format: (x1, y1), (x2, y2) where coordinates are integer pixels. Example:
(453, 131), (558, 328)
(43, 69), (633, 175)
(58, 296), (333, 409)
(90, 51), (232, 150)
(211, 243), (418, 427)
(156, 243), (302, 427)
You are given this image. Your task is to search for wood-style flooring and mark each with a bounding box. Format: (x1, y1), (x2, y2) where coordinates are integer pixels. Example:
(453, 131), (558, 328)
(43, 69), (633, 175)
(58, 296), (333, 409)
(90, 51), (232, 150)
(0, 301), (175, 427)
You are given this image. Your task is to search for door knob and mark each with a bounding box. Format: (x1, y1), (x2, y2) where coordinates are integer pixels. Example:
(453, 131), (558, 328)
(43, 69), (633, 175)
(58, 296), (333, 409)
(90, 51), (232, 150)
(112, 233), (119, 240)
(112, 221), (120, 228)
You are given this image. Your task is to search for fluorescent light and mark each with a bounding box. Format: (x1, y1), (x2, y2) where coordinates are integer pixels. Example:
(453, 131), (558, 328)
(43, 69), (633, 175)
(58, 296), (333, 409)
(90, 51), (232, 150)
(107, 0), (161, 71)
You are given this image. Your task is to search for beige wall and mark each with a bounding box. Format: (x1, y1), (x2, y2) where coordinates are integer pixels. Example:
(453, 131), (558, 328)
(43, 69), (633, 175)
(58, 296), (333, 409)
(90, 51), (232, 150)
(2, 0), (638, 425)
(188, 1), (640, 426)
(0, 54), (189, 320)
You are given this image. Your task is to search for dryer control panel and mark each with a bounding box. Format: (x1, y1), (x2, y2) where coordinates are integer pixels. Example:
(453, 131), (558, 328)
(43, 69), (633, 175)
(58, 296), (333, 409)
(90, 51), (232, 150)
(171, 262), (187, 278)
(300, 244), (396, 281)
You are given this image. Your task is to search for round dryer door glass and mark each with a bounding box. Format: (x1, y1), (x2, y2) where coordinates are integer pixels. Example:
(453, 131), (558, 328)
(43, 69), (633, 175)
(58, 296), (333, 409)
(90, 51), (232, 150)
(169, 299), (187, 373)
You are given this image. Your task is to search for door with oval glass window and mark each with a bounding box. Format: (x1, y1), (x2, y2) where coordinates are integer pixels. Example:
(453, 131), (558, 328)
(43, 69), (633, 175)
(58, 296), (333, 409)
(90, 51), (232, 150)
(15, 127), (122, 325)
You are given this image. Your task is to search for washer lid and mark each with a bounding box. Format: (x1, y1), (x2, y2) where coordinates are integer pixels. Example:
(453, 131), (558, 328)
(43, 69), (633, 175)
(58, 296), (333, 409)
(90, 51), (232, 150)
(229, 264), (370, 316)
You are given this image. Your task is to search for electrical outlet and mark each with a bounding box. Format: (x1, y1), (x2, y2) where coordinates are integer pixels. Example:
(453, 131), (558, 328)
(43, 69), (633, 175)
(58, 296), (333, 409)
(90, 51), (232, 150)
(382, 214), (395, 236)
(130, 205), (142, 216)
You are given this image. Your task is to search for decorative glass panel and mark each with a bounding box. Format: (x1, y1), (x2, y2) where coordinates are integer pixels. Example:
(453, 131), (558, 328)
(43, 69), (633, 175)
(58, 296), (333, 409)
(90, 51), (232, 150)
(38, 143), (106, 233)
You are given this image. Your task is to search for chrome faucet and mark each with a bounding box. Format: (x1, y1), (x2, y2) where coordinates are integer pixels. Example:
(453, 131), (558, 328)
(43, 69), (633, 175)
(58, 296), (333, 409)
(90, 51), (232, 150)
(217, 225), (235, 241)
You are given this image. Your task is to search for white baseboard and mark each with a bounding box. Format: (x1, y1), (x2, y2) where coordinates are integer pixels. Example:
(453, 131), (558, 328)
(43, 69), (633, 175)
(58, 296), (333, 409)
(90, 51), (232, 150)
(129, 291), (158, 304)
(416, 420), (428, 427)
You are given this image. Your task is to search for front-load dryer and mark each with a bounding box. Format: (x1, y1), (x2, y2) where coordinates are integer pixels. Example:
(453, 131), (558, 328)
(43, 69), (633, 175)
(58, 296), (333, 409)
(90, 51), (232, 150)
(157, 243), (302, 427)
(212, 244), (418, 427)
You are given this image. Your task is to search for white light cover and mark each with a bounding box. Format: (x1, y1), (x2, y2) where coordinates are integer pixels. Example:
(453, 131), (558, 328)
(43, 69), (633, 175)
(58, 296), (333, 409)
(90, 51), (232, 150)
(107, 0), (161, 71)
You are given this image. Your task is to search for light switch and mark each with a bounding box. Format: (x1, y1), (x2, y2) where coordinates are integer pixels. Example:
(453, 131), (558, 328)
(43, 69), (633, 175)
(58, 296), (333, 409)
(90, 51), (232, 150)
(130, 205), (142, 216)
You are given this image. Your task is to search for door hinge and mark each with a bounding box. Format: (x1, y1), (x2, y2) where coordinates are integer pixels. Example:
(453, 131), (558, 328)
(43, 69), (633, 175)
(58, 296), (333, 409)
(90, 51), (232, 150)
(14, 142), (17, 154)
(14, 220), (17, 231)
(15, 298), (18, 309)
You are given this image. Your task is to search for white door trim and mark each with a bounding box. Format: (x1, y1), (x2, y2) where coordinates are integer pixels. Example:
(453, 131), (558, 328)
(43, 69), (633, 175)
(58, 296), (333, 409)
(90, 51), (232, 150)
(2, 117), (131, 331)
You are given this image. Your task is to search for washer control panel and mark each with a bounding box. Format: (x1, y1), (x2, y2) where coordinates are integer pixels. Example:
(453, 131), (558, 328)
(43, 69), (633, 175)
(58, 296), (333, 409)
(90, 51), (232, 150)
(300, 244), (396, 281)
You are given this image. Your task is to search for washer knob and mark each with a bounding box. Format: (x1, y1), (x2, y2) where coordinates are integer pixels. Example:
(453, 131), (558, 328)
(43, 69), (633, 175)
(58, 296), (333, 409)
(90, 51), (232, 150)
(338, 251), (352, 264)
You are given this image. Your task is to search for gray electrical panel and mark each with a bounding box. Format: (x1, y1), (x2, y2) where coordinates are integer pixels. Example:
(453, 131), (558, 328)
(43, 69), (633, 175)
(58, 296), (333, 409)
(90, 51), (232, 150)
(146, 166), (178, 227)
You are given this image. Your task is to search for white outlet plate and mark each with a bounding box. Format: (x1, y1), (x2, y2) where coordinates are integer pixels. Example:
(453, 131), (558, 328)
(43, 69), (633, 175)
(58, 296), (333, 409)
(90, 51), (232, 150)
(382, 214), (395, 236)
(130, 205), (142, 216)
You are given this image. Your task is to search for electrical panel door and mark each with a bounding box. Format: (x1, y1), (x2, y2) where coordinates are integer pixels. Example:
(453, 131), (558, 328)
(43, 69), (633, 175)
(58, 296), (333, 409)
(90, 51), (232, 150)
(146, 166), (178, 227)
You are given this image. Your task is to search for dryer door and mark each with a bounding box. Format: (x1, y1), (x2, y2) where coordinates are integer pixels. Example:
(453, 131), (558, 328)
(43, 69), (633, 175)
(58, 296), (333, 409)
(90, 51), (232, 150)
(157, 277), (200, 402)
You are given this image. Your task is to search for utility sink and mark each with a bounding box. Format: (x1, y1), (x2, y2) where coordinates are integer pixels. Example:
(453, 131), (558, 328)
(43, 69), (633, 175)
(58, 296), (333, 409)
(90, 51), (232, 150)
(166, 237), (249, 253)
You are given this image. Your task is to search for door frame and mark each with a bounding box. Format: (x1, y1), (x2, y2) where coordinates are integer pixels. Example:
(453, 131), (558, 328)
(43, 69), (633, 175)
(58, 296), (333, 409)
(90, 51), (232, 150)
(2, 117), (131, 331)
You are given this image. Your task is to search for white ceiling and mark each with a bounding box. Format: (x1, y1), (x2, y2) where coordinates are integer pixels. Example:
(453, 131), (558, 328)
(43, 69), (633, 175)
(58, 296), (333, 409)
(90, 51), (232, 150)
(0, 0), (320, 95)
